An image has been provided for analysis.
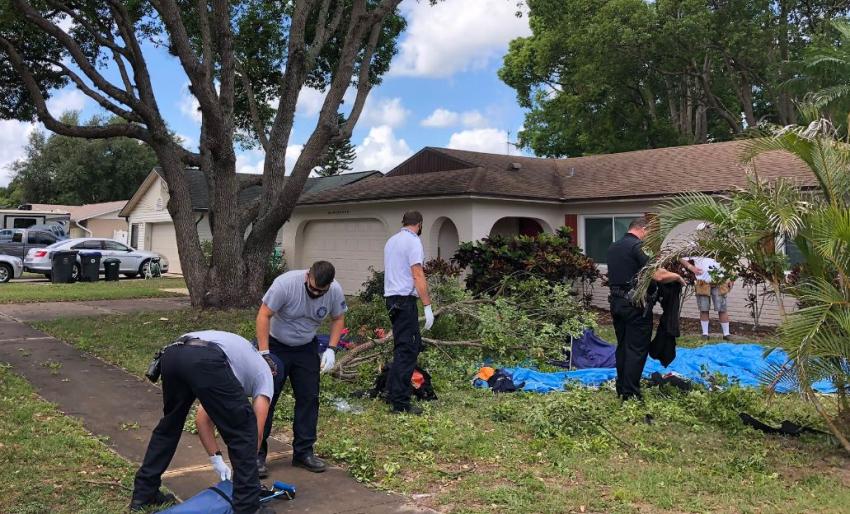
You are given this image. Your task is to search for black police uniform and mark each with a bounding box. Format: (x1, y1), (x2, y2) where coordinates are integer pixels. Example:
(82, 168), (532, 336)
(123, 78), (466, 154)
(258, 335), (319, 463)
(385, 294), (422, 411)
(132, 340), (261, 514)
(607, 233), (653, 401)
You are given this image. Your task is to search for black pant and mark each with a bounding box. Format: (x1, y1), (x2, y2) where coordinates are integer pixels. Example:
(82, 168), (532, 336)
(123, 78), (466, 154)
(386, 295), (422, 410)
(610, 296), (653, 400)
(132, 344), (260, 514)
(259, 336), (319, 461)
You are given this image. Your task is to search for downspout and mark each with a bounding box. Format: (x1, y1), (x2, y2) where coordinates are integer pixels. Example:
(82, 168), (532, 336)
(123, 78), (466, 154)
(74, 220), (92, 237)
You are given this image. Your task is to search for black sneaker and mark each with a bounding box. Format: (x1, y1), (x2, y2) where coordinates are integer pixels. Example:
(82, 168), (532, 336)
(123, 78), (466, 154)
(128, 490), (177, 512)
(722, 335), (732, 341)
(701, 334), (710, 341)
(292, 453), (327, 473)
(391, 404), (423, 415)
(257, 456), (268, 479)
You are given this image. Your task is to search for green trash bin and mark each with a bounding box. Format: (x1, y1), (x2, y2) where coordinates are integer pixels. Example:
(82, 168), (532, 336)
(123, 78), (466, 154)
(103, 258), (120, 282)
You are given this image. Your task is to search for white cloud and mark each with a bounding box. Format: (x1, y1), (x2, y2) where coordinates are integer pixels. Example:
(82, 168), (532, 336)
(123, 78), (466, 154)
(296, 88), (326, 118)
(421, 108), (489, 129)
(46, 89), (88, 116)
(0, 120), (37, 186)
(392, 0), (530, 78)
(235, 144), (303, 176)
(461, 110), (489, 129)
(354, 125), (413, 172)
(447, 128), (510, 154)
(362, 97), (409, 128)
(421, 108), (459, 128)
(178, 83), (202, 123)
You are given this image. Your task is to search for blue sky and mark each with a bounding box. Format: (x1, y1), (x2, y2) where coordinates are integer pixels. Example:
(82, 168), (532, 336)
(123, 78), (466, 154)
(0, 0), (531, 186)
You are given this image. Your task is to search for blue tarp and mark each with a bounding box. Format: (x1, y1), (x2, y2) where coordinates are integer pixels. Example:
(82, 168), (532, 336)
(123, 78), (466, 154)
(571, 329), (616, 369)
(158, 481), (233, 514)
(480, 343), (835, 394)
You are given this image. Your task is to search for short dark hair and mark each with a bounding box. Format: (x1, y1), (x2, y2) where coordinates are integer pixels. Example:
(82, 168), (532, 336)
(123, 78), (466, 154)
(309, 261), (336, 288)
(629, 217), (649, 231)
(402, 211), (423, 227)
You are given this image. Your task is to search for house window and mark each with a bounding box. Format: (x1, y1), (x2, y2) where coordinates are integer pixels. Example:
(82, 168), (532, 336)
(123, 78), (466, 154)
(130, 224), (139, 249)
(785, 239), (805, 267)
(583, 216), (636, 264)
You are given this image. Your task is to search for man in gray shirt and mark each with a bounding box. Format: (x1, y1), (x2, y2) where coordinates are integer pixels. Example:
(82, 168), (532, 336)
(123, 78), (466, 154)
(131, 330), (274, 514)
(256, 261), (347, 475)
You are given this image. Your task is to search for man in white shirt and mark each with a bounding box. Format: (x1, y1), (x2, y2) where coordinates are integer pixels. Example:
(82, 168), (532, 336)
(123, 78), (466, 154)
(680, 256), (734, 340)
(383, 211), (433, 415)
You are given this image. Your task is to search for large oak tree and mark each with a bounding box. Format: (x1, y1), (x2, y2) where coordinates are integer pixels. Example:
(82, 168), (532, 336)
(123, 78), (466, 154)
(0, 0), (415, 307)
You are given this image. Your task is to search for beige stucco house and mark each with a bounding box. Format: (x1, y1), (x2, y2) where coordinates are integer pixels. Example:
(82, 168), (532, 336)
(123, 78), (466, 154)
(121, 140), (813, 326)
(31, 201), (129, 241)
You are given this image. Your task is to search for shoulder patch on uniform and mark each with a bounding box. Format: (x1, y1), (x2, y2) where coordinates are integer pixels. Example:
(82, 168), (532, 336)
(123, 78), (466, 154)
(317, 306), (328, 318)
(340, 300), (347, 310)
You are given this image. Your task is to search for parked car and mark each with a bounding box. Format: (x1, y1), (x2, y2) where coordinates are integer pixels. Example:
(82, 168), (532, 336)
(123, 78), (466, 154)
(0, 228), (61, 260)
(24, 238), (169, 280)
(0, 254), (23, 283)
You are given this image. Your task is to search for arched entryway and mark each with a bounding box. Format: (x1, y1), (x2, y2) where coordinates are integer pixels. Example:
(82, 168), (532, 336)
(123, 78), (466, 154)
(433, 217), (460, 261)
(488, 217), (550, 238)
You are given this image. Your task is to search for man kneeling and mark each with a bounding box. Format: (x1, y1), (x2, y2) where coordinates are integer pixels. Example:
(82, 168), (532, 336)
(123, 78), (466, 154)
(130, 330), (276, 514)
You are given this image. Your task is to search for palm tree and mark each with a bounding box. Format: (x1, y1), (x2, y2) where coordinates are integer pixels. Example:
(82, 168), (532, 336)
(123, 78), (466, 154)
(638, 118), (850, 453)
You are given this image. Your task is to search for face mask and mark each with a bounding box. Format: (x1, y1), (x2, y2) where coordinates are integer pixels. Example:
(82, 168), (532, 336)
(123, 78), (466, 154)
(416, 225), (422, 236)
(305, 281), (328, 299)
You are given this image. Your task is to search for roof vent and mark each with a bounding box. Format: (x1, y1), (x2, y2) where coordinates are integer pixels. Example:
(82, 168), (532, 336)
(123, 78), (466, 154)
(509, 162), (522, 171)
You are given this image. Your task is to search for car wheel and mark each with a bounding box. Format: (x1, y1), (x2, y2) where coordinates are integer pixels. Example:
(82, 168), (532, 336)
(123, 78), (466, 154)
(72, 263), (81, 282)
(0, 263), (11, 283)
(139, 259), (150, 277)
(123, 272), (138, 279)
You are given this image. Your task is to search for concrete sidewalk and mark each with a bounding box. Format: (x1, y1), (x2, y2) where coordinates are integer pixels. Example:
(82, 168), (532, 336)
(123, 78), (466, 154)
(0, 310), (429, 513)
(0, 296), (191, 322)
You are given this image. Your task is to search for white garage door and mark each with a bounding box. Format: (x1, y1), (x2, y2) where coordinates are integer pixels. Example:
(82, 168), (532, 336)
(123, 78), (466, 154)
(150, 222), (181, 274)
(300, 219), (386, 293)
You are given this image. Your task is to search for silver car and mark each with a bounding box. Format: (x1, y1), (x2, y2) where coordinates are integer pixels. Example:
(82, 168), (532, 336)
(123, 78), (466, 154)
(24, 238), (169, 280)
(0, 254), (24, 283)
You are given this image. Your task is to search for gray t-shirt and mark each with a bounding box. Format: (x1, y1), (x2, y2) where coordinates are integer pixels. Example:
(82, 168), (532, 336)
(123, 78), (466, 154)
(184, 330), (274, 400)
(383, 228), (424, 296)
(261, 269), (347, 346)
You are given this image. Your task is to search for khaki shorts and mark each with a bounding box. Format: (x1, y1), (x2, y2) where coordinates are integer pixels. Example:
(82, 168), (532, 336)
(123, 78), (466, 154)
(697, 287), (727, 313)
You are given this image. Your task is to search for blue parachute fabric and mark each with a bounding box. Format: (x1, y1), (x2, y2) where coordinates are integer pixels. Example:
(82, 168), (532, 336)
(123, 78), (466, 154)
(499, 343), (835, 394)
(157, 481), (233, 514)
(570, 329), (616, 369)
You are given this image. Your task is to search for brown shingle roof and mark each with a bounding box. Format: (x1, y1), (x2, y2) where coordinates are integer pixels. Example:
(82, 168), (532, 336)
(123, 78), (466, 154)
(299, 140), (815, 205)
(30, 200), (127, 221)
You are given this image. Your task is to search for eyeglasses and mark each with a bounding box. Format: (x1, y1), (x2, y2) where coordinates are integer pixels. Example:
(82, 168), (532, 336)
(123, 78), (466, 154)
(306, 276), (330, 297)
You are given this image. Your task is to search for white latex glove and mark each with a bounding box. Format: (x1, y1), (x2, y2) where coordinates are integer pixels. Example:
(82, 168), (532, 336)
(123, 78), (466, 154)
(210, 454), (232, 481)
(320, 348), (336, 373)
(423, 304), (435, 331)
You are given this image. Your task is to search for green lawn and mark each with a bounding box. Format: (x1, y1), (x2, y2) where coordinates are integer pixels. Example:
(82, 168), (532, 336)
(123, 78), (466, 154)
(0, 277), (187, 304)
(36, 309), (850, 513)
(0, 365), (136, 513)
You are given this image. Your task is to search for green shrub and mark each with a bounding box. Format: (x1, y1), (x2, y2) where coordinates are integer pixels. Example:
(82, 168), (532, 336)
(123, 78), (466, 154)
(358, 266), (384, 302)
(453, 227), (600, 296)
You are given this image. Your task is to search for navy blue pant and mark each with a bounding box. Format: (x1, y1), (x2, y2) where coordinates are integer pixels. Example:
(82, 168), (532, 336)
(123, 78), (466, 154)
(385, 295), (422, 410)
(132, 344), (260, 514)
(610, 296), (653, 400)
(259, 337), (319, 460)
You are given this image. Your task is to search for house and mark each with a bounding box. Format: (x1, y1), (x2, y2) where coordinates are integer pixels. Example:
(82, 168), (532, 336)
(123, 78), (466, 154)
(118, 169), (382, 274)
(121, 140), (813, 325)
(30, 201), (129, 241)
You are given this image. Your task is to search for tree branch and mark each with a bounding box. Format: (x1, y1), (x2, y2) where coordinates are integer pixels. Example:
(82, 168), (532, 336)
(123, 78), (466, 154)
(44, 0), (130, 57)
(196, 0), (214, 80)
(45, 59), (142, 122)
(13, 0), (137, 108)
(0, 36), (149, 141)
(339, 20), (383, 139)
(235, 60), (269, 151)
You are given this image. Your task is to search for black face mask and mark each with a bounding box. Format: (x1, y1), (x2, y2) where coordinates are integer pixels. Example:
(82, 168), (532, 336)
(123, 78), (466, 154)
(305, 281), (328, 299)
(416, 225), (422, 236)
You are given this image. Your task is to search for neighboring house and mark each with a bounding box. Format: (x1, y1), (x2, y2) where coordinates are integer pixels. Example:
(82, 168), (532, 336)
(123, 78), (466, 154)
(119, 169), (381, 274)
(120, 140), (812, 325)
(30, 201), (129, 241)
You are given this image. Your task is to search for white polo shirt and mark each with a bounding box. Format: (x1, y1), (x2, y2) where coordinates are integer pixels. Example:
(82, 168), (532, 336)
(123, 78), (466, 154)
(383, 228), (424, 296)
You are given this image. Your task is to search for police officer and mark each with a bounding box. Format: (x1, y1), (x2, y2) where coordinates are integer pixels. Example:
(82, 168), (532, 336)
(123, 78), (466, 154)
(607, 217), (685, 401)
(383, 211), (434, 415)
(130, 330), (275, 514)
(255, 261), (347, 476)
